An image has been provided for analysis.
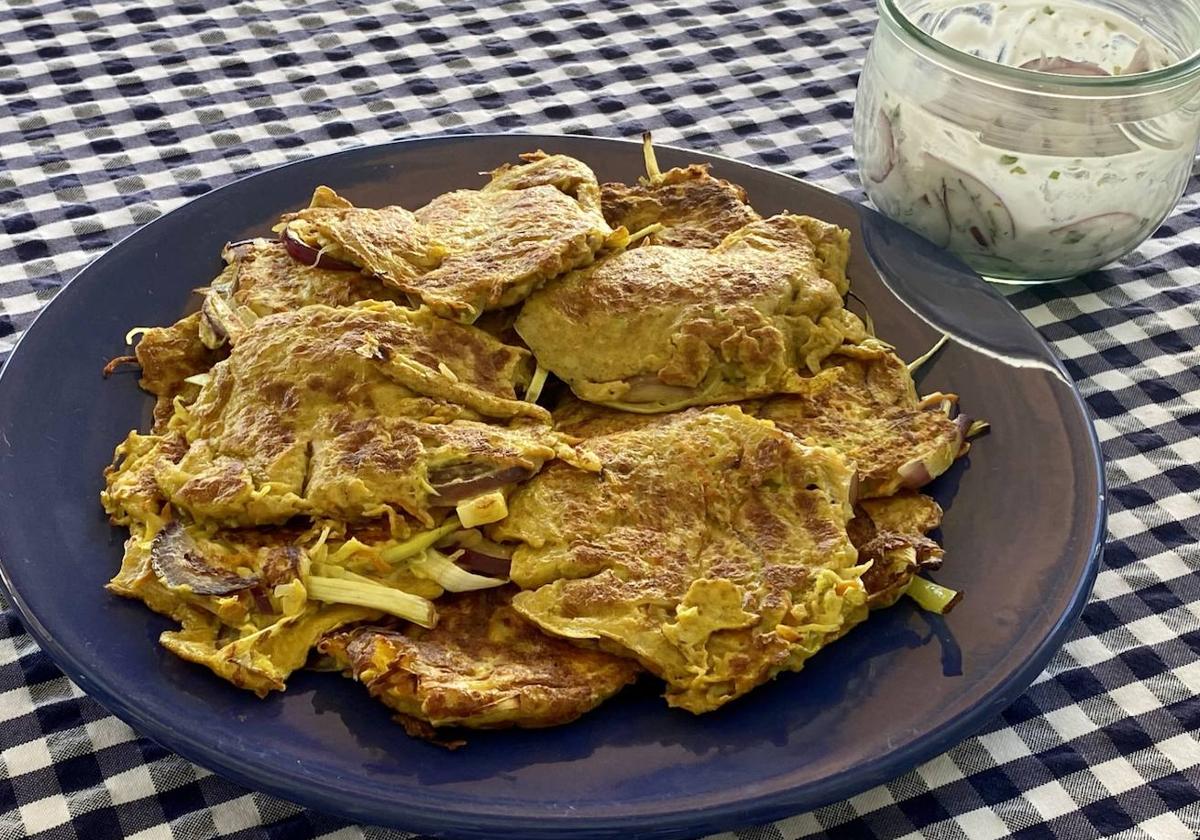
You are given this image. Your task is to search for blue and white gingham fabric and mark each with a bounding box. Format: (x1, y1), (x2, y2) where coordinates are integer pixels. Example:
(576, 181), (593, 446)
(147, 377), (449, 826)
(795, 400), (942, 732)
(2, 1), (1199, 838)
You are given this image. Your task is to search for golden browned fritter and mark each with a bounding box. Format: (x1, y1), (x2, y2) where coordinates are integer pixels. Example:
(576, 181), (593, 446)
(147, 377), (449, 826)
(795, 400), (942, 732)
(491, 406), (868, 714)
(410, 184), (610, 322)
(320, 587), (640, 733)
(131, 313), (226, 430)
(302, 414), (574, 525)
(106, 519), (384, 696)
(203, 238), (404, 331)
(517, 214), (864, 411)
(276, 155), (615, 324)
(275, 186), (446, 289)
(750, 340), (965, 498)
(602, 163), (761, 248)
(485, 150), (606, 218)
(138, 302), (571, 526)
(849, 492), (945, 608)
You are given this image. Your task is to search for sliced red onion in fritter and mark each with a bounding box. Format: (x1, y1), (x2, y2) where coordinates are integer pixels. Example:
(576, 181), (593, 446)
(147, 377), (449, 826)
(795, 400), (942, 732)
(897, 458), (934, 489)
(279, 228), (359, 271)
(953, 414), (972, 440)
(150, 521), (259, 596)
(428, 464), (535, 504)
(453, 548), (513, 578)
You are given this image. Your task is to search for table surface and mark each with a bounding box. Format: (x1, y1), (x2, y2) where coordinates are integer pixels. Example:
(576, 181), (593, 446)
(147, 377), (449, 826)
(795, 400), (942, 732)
(1, 1), (1198, 838)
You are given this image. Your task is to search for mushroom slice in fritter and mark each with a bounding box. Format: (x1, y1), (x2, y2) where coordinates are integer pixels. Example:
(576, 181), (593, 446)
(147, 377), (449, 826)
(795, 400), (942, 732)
(319, 587), (640, 734)
(150, 520), (260, 595)
(490, 406), (868, 714)
(516, 213), (865, 410)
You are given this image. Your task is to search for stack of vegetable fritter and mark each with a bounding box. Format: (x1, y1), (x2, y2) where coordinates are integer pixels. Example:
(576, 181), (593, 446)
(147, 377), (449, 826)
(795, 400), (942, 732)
(103, 136), (983, 742)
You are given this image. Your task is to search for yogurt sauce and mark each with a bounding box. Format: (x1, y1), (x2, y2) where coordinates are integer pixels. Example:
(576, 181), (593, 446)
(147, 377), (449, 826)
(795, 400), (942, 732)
(858, 0), (1194, 279)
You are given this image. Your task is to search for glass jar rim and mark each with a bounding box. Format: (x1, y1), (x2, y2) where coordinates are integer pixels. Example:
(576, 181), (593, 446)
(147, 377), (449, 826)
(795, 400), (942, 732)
(878, 0), (1200, 92)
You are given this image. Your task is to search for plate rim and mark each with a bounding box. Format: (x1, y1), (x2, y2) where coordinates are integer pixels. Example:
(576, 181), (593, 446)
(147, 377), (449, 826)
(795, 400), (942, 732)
(0, 132), (1106, 837)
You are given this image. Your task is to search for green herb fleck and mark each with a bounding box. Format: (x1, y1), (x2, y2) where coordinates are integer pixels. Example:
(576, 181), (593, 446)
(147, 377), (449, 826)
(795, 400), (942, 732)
(1064, 231), (1086, 244)
(1104, 19), (1117, 30)
(999, 154), (1019, 165)
(1043, 5), (1055, 14)
(1010, 166), (1027, 174)
(1049, 170), (1061, 180)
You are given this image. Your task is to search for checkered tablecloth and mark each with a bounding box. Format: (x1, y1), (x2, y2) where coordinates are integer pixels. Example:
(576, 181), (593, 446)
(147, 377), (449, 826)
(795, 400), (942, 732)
(2, 0), (1198, 838)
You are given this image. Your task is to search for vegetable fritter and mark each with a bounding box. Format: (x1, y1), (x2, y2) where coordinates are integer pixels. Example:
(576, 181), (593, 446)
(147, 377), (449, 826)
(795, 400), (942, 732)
(516, 213), (866, 411)
(492, 407), (869, 714)
(320, 587), (640, 734)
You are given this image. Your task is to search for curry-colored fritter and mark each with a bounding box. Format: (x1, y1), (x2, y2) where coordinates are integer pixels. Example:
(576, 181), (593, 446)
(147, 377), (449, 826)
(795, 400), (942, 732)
(275, 186), (446, 290)
(103, 144), (979, 741)
(320, 587), (640, 734)
(106, 517), (444, 696)
(491, 406), (869, 714)
(750, 340), (967, 498)
(485, 150), (606, 218)
(131, 313), (226, 430)
(601, 137), (761, 248)
(136, 302), (579, 527)
(517, 213), (865, 411)
(849, 492), (945, 609)
(410, 184), (611, 322)
(199, 238), (404, 345)
(277, 154), (616, 324)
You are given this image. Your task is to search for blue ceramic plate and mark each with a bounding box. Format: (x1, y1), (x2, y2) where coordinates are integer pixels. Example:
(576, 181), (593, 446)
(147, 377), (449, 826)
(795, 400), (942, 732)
(0, 135), (1104, 840)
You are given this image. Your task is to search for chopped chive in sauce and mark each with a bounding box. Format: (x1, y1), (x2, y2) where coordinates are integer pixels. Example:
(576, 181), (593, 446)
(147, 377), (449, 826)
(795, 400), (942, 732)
(1010, 166), (1027, 174)
(999, 154), (1019, 165)
(1049, 170), (1061, 180)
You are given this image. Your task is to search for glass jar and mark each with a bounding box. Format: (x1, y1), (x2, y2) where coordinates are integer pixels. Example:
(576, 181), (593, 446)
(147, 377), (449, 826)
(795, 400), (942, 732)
(853, 0), (1200, 283)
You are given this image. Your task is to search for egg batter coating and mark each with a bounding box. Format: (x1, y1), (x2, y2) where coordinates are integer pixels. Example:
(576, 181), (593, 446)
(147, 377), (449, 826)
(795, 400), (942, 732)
(278, 153), (616, 323)
(320, 587), (640, 734)
(491, 407), (868, 714)
(516, 213), (865, 411)
(601, 164), (761, 248)
(750, 340), (966, 498)
(141, 302), (580, 528)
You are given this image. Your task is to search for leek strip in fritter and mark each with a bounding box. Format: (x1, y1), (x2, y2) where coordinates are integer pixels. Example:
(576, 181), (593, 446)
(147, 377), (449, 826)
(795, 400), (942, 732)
(379, 518), (462, 564)
(642, 131), (662, 181)
(125, 327), (151, 345)
(409, 549), (507, 592)
(907, 334), (950, 374)
(905, 576), (961, 614)
(456, 491), (508, 528)
(525, 364), (549, 404)
(967, 419), (991, 439)
(625, 222), (664, 246)
(306, 576), (436, 627)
